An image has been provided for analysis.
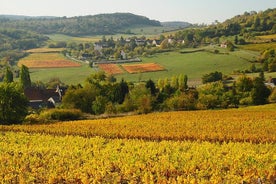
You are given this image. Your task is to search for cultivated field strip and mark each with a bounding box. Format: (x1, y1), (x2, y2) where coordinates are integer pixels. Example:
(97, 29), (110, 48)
(1, 109), (275, 143)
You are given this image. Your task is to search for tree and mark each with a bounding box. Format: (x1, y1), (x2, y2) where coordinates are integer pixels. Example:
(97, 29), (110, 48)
(145, 79), (156, 96)
(0, 83), (28, 124)
(234, 35), (238, 45)
(62, 84), (100, 113)
(236, 75), (253, 92)
(92, 96), (108, 115)
(20, 65), (31, 88)
(128, 84), (153, 114)
(170, 76), (179, 89)
(4, 67), (13, 83)
(197, 81), (225, 109)
(113, 79), (129, 104)
(160, 39), (169, 49)
(202, 71), (222, 84)
(251, 77), (270, 105)
(178, 74), (188, 91)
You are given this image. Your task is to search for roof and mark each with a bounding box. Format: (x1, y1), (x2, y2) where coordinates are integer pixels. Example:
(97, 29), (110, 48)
(24, 87), (61, 102)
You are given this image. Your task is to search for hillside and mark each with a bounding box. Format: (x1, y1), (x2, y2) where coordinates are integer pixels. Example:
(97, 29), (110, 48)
(0, 13), (161, 36)
(161, 21), (191, 29)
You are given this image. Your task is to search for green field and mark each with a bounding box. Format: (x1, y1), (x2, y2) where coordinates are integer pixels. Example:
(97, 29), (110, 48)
(115, 48), (260, 84)
(239, 42), (276, 51)
(28, 46), (264, 85)
(29, 64), (94, 85)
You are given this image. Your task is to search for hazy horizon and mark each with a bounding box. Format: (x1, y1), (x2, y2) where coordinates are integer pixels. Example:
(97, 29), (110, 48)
(1, 0), (276, 24)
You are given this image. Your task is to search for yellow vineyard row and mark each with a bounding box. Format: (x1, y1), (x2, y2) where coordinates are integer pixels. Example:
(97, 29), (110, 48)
(1, 108), (275, 143)
(0, 132), (275, 183)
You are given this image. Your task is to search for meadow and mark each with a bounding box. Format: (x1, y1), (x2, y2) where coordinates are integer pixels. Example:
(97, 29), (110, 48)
(115, 48), (259, 84)
(0, 105), (275, 183)
(29, 64), (93, 85)
(239, 42), (276, 51)
(26, 47), (262, 85)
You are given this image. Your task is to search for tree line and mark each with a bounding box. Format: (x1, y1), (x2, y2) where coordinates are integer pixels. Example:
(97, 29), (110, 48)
(1, 66), (276, 125)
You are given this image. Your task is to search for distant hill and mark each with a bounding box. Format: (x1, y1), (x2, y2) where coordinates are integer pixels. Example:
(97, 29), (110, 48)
(161, 21), (192, 29)
(0, 15), (57, 20)
(0, 13), (161, 36)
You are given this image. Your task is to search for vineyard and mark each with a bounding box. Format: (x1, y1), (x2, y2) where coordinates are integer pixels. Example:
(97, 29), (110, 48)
(1, 108), (275, 143)
(18, 53), (81, 68)
(0, 106), (276, 183)
(121, 63), (166, 73)
(98, 64), (124, 75)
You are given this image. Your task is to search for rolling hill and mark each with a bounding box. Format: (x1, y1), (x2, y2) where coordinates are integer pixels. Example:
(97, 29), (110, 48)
(0, 13), (161, 36)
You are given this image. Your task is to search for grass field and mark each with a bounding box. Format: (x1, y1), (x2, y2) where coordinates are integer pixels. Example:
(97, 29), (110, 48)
(29, 64), (93, 85)
(0, 105), (275, 183)
(26, 47), (262, 85)
(257, 34), (276, 40)
(115, 48), (259, 84)
(239, 42), (276, 51)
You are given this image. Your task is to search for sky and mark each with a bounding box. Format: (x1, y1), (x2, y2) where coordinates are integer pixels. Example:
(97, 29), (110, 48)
(1, 0), (276, 24)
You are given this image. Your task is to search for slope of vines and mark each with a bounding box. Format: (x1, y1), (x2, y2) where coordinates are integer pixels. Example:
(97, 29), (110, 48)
(1, 108), (275, 143)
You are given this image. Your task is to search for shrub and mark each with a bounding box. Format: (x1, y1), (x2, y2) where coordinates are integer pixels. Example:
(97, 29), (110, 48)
(268, 88), (276, 103)
(40, 109), (83, 121)
(24, 114), (42, 124)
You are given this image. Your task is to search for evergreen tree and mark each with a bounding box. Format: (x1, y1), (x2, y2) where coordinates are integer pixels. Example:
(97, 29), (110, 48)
(20, 65), (31, 88)
(113, 79), (129, 104)
(251, 77), (270, 105)
(4, 67), (13, 83)
(146, 79), (156, 96)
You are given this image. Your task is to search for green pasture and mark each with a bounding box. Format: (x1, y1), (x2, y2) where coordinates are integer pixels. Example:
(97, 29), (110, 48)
(239, 42), (276, 51)
(29, 64), (94, 85)
(124, 26), (177, 37)
(28, 47), (263, 86)
(116, 48), (260, 85)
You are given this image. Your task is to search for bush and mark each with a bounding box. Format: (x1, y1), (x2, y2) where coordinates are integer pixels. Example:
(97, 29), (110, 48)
(268, 88), (276, 103)
(40, 109), (83, 121)
(24, 114), (42, 124)
(202, 71), (223, 84)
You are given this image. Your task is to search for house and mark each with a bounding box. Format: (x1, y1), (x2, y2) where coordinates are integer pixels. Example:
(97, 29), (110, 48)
(220, 42), (228, 48)
(152, 39), (162, 46)
(94, 42), (108, 51)
(135, 39), (146, 46)
(265, 77), (276, 88)
(120, 50), (127, 60)
(24, 86), (66, 109)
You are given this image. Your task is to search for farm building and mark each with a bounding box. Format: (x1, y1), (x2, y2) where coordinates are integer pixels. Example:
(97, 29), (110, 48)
(24, 86), (66, 109)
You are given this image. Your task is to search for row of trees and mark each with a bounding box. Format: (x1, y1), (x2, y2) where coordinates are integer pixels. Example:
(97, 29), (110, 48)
(1, 68), (275, 124)
(61, 71), (275, 116)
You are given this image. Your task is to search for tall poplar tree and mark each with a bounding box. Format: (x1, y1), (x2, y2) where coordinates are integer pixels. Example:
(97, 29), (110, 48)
(20, 65), (31, 88)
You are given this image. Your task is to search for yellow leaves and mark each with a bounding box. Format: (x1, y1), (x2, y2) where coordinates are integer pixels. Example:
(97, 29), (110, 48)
(0, 107), (275, 182)
(0, 132), (275, 183)
(1, 109), (275, 143)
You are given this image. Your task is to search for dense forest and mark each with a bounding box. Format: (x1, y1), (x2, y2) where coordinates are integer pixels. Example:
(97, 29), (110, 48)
(0, 13), (161, 36)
